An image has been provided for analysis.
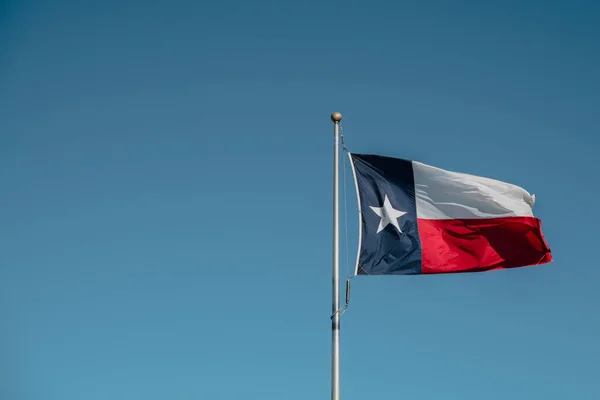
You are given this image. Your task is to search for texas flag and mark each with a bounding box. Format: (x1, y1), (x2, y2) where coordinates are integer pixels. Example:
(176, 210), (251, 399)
(349, 153), (552, 275)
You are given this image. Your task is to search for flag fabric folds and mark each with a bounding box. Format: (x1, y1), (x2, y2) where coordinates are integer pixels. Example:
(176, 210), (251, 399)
(349, 153), (552, 275)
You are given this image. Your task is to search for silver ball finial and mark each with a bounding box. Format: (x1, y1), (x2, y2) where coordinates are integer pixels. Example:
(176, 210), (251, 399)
(331, 112), (342, 123)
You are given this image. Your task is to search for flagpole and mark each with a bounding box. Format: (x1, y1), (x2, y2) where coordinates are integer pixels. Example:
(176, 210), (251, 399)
(331, 111), (342, 400)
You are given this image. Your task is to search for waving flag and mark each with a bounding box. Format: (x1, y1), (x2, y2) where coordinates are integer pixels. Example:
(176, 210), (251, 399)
(349, 153), (552, 275)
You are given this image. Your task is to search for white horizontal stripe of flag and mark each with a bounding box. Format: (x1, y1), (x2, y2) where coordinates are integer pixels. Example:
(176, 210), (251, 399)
(412, 161), (536, 220)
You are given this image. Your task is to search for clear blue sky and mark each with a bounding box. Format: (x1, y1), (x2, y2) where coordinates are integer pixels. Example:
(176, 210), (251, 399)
(1, 1), (599, 399)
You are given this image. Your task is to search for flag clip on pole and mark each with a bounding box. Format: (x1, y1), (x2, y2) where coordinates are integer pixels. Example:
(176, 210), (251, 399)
(331, 111), (342, 400)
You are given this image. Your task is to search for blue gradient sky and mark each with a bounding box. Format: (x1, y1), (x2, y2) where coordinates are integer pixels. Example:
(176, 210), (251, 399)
(1, 1), (599, 399)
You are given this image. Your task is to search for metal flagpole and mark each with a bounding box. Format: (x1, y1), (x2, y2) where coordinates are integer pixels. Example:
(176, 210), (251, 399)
(331, 111), (342, 400)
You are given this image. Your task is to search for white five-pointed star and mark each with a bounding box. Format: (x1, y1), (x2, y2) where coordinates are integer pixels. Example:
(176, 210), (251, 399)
(369, 195), (407, 233)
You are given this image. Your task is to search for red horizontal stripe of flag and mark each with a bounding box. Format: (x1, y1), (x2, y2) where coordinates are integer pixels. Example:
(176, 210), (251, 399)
(418, 217), (552, 274)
